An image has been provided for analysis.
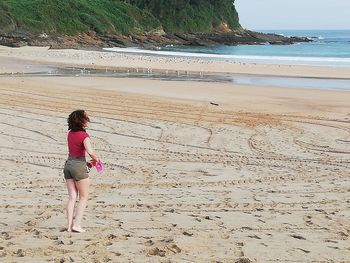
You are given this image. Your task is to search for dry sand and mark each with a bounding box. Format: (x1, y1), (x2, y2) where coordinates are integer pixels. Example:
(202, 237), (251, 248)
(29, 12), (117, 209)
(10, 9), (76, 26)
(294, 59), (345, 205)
(0, 47), (349, 262)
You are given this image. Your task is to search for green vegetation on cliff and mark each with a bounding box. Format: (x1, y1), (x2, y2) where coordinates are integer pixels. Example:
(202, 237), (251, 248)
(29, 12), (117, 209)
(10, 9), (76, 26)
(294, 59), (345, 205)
(127, 0), (240, 33)
(0, 1), (15, 33)
(0, 0), (240, 35)
(0, 0), (160, 35)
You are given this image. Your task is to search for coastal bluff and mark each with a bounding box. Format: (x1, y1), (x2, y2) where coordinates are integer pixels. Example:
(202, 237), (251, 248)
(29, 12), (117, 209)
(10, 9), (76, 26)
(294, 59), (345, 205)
(0, 0), (310, 48)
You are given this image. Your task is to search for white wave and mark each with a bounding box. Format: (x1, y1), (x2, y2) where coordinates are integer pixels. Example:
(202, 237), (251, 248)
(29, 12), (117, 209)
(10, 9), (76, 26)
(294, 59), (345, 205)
(103, 47), (350, 67)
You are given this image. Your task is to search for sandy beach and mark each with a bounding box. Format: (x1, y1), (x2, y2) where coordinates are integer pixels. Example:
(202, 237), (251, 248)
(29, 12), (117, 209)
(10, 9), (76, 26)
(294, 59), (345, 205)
(0, 46), (349, 262)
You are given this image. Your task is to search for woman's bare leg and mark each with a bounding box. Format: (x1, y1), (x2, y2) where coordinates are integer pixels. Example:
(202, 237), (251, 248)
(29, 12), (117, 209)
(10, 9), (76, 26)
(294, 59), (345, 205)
(72, 178), (90, 232)
(66, 179), (77, 232)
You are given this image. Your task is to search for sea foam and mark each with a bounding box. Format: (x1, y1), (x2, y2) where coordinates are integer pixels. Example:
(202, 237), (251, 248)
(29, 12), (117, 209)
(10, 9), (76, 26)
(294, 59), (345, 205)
(104, 47), (350, 68)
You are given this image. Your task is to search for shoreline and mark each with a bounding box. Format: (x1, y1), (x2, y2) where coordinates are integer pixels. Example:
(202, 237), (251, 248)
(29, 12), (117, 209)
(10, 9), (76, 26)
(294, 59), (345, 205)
(1, 45), (350, 80)
(1, 46), (350, 92)
(103, 47), (350, 68)
(1, 64), (350, 92)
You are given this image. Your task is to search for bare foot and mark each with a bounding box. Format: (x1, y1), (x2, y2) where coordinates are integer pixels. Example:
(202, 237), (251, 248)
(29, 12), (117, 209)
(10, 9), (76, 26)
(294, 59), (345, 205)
(72, 226), (86, 233)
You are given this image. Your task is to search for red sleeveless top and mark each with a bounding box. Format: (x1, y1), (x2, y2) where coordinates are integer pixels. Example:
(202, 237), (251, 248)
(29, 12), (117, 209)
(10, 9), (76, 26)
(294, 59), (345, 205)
(67, 130), (89, 157)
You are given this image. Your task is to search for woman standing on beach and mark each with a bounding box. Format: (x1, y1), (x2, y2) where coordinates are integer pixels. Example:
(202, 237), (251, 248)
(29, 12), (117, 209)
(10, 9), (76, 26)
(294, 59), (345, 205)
(63, 110), (99, 233)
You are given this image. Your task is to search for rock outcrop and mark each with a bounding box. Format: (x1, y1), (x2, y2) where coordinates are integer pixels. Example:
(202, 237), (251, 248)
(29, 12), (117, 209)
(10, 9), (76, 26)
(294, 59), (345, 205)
(0, 30), (311, 49)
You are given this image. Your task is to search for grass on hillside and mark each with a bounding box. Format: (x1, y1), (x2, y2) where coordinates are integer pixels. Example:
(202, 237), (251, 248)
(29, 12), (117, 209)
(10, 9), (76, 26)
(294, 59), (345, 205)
(1, 0), (160, 35)
(0, 0), (240, 35)
(128, 0), (241, 33)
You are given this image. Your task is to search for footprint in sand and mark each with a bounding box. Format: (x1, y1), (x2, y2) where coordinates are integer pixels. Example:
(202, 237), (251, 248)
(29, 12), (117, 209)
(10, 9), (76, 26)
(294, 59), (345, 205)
(248, 235), (261, 240)
(182, 231), (193, 236)
(145, 240), (154, 246)
(147, 247), (166, 257)
(16, 249), (26, 257)
(54, 240), (64, 245)
(235, 258), (254, 263)
(235, 242), (245, 257)
(166, 244), (181, 254)
(297, 248), (310, 253)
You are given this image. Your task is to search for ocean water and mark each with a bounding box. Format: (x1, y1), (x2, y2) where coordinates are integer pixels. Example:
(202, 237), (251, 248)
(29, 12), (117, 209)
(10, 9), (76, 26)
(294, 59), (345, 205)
(160, 30), (350, 67)
(106, 30), (350, 67)
(103, 30), (350, 90)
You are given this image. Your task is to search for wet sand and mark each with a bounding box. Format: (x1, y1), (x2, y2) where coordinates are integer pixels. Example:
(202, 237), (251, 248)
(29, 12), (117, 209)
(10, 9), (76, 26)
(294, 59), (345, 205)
(0, 47), (349, 262)
(1, 45), (350, 79)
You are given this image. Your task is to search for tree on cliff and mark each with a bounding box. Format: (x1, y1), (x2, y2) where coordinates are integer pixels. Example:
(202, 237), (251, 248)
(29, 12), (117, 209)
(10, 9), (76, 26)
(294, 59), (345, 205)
(125, 0), (240, 32)
(0, 0), (240, 35)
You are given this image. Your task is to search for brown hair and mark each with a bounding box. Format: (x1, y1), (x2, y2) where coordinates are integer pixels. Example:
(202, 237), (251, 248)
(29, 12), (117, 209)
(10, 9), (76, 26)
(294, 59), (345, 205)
(67, 110), (90, 131)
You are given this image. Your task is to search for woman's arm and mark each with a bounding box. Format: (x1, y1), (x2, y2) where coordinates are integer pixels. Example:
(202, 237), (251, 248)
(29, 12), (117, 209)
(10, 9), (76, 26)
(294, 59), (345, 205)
(83, 137), (99, 162)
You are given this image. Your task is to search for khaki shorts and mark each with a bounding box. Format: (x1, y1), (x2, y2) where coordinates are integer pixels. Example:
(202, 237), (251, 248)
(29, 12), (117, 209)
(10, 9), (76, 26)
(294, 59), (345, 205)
(64, 157), (89, 181)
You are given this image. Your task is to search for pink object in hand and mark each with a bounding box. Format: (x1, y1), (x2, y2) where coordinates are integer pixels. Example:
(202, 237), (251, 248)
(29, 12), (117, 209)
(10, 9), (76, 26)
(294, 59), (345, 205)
(95, 160), (104, 173)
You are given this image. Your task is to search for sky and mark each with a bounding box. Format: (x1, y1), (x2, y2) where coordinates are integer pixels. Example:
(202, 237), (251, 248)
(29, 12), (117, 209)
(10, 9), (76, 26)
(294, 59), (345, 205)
(235, 0), (350, 30)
